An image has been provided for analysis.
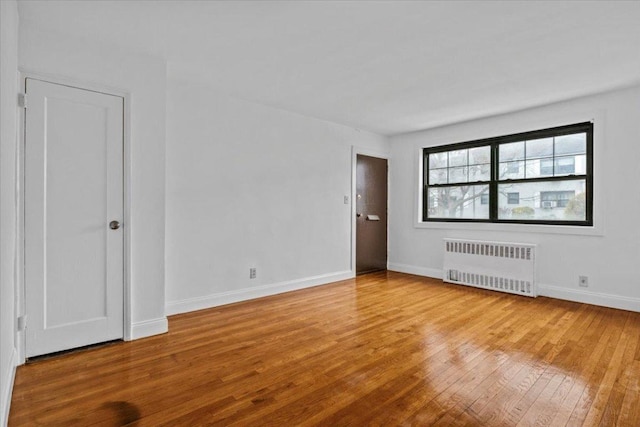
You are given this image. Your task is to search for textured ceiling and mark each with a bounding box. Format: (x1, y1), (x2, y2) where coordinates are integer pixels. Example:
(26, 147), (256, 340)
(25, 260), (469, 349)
(18, 1), (640, 135)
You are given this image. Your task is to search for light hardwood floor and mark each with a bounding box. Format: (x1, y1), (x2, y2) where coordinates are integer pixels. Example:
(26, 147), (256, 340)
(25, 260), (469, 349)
(9, 271), (640, 426)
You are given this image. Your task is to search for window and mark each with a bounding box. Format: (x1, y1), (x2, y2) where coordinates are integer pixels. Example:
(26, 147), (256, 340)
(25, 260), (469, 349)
(423, 122), (593, 225)
(506, 162), (520, 174)
(541, 157), (574, 175)
(540, 191), (575, 208)
(540, 159), (554, 176)
(425, 145), (491, 220)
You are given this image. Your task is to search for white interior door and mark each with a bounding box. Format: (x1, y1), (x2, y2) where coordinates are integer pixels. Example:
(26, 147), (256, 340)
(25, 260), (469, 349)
(25, 78), (124, 358)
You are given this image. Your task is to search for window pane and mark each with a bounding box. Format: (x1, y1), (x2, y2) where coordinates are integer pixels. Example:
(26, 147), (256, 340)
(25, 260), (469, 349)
(498, 180), (587, 221)
(554, 156), (575, 175)
(574, 154), (587, 174)
(500, 141), (524, 161)
(555, 133), (586, 156)
(469, 163), (490, 182)
(448, 167), (468, 183)
(540, 190), (575, 208)
(526, 137), (553, 159)
(469, 146), (490, 165)
(448, 149), (467, 167)
(429, 152), (447, 169)
(499, 161), (524, 179)
(525, 158), (553, 178)
(427, 185), (489, 219)
(429, 168), (447, 184)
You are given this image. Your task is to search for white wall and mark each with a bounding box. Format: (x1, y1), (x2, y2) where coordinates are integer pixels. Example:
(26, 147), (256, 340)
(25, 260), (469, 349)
(18, 25), (167, 340)
(165, 72), (388, 314)
(0, 1), (19, 423)
(389, 85), (640, 311)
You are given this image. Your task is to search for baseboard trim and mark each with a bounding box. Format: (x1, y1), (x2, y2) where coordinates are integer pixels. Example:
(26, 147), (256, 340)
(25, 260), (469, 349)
(130, 317), (168, 340)
(166, 270), (354, 316)
(538, 284), (640, 313)
(2, 348), (17, 427)
(388, 263), (640, 313)
(387, 263), (442, 279)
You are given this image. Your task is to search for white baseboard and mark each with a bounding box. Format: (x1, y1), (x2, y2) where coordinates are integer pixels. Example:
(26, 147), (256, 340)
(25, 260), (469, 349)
(387, 263), (640, 313)
(387, 263), (442, 279)
(2, 348), (17, 427)
(166, 270), (354, 316)
(130, 317), (168, 340)
(538, 284), (640, 313)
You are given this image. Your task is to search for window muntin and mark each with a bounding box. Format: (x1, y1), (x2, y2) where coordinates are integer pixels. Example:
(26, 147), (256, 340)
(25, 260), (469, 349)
(423, 122), (593, 225)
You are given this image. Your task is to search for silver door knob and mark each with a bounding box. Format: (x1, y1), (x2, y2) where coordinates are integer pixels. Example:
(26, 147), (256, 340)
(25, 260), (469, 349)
(109, 221), (120, 230)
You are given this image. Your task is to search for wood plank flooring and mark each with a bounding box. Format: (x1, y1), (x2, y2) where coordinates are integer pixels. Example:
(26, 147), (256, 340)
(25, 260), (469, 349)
(9, 271), (640, 426)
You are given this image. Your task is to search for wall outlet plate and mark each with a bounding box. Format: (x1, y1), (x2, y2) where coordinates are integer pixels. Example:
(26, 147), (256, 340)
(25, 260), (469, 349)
(579, 275), (588, 287)
(250, 268), (257, 279)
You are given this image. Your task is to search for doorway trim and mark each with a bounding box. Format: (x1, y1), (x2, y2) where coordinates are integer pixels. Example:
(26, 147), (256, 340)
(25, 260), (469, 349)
(350, 146), (390, 277)
(16, 70), (133, 363)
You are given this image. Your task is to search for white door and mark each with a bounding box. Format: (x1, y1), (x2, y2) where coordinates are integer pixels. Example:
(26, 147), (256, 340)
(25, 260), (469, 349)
(25, 78), (124, 358)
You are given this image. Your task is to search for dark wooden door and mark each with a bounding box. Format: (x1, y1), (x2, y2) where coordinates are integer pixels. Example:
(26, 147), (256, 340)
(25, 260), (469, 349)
(356, 154), (388, 274)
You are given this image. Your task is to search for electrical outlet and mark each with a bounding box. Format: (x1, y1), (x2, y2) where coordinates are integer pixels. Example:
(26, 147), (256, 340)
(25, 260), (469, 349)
(579, 275), (588, 287)
(343, 195), (349, 204)
(249, 268), (257, 279)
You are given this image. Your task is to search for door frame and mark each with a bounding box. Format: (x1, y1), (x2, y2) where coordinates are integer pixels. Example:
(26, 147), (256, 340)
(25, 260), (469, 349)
(16, 70), (133, 363)
(350, 146), (390, 276)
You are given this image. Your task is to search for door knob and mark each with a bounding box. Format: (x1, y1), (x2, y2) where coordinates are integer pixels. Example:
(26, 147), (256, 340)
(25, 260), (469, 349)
(356, 213), (362, 217)
(109, 220), (120, 230)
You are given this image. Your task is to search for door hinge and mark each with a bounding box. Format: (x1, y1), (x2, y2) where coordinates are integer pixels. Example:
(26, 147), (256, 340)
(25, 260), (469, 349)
(18, 93), (27, 109)
(17, 315), (27, 332)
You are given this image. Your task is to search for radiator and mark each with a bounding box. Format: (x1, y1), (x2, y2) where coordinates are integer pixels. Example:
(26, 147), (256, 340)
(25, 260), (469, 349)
(443, 238), (537, 297)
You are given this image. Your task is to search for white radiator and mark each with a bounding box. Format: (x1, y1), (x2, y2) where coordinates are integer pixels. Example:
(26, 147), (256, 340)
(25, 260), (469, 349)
(443, 238), (537, 297)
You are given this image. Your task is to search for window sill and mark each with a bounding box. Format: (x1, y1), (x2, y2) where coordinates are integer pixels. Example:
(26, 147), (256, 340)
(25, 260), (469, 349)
(413, 220), (603, 236)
